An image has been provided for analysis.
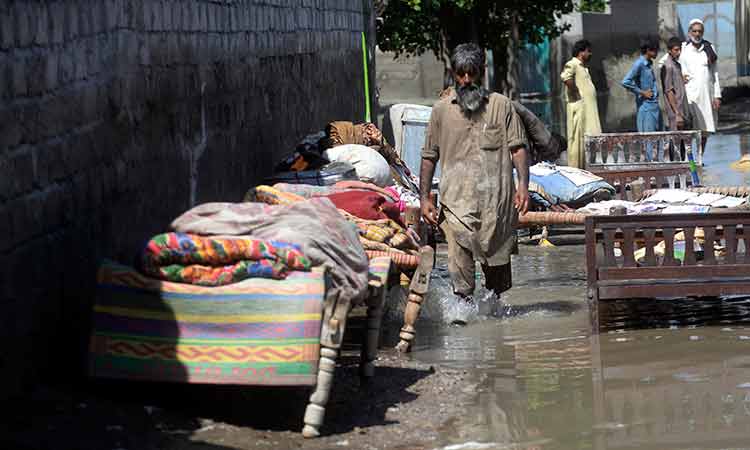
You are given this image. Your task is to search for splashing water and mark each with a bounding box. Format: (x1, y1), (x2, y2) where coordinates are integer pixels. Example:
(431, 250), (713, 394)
(385, 263), (507, 325)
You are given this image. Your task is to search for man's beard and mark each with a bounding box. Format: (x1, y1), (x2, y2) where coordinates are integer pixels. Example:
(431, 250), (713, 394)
(690, 35), (702, 44)
(456, 83), (489, 114)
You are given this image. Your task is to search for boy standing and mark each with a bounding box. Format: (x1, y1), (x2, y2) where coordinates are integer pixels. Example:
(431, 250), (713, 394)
(661, 37), (689, 130)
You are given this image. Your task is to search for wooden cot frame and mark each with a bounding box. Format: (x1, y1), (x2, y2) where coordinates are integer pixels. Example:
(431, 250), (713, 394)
(584, 131), (701, 201)
(302, 259), (393, 437)
(585, 212), (750, 333)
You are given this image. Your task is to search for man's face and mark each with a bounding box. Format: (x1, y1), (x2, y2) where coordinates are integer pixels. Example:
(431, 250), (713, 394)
(579, 47), (592, 62)
(689, 24), (704, 43)
(645, 48), (658, 60)
(453, 68), (482, 88)
(452, 66), (486, 114)
(668, 45), (681, 59)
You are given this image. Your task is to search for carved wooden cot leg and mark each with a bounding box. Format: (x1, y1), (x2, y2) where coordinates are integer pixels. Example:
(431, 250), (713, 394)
(360, 277), (387, 378)
(396, 245), (435, 353)
(302, 345), (338, 438)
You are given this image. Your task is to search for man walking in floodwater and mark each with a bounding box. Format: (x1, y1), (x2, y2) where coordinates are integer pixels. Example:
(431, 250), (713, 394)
(420, 43), (529, 305)
(561, 40), (601, 168)
(661, 37), (690, 131)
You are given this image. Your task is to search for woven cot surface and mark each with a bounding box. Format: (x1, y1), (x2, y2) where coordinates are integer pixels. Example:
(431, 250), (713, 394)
(89, 262), (326, 386)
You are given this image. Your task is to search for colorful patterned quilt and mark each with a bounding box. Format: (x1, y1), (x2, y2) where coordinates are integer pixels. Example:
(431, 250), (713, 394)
(89, 261), (326, 386)
(142, 233), (311, 286)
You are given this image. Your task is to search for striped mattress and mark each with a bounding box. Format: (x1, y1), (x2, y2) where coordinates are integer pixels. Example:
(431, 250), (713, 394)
(89, 261), (327, 386)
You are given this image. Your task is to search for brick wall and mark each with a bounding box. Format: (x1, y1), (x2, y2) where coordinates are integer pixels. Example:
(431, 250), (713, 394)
(0, 0), (373, 397)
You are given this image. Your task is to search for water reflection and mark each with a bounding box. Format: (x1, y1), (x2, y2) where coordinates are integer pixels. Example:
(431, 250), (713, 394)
(410, 243), (750, 450)
(408, 132), (750, 450)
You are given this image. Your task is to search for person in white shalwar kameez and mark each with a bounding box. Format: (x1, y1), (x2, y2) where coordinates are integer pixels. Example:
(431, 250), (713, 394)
(680, 18), (721, 157)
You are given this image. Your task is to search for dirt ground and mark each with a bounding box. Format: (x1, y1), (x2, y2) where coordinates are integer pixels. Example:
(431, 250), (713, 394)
(2, 338), (476, 450)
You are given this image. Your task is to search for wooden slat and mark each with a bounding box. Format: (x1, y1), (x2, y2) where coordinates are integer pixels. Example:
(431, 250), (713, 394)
(663, 227), (678, 266)
(595, 226), (746, 243)
(703, 226), (717, 265)
(603, 229), (617, 267)
(599, 280), (750, 300)
(598, 265), (750, 281)
(593, 213), (750, 230)
(585, 217), (598, 289)
(725, 225), (737, 264)
(643, 229), (656, 266)
(622, 228), (636, 267)
(684, 227), (697, 265)
(602, 140), (611, 164)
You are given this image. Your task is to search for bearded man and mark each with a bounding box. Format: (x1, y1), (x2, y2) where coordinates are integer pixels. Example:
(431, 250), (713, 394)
(420, 43), (530, 303)
(680, 18), (722, 156)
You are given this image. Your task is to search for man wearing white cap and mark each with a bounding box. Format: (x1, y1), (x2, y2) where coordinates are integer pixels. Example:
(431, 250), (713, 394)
(680, 18), (721, 157)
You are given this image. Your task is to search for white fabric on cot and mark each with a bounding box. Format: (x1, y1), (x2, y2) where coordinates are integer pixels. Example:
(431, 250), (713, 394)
(324, 144), (394, 187)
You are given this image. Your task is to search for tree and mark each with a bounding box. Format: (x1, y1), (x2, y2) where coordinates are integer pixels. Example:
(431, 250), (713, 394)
(376, 0), (579, 98)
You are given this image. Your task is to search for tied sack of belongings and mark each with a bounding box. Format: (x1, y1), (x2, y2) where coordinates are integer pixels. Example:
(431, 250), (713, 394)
(324, 145), (392, 188)
(527, 162), (615, 208)
(322, 121), (419, 192)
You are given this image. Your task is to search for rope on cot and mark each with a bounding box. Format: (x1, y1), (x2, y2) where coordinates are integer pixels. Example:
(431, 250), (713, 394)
(362, 31), (371, 123)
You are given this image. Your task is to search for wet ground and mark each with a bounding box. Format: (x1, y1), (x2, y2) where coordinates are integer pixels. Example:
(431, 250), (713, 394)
(5, 125), (750, 450)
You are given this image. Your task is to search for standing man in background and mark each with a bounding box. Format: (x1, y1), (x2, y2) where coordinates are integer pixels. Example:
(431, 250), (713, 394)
(622, 37), (662, 160)
(561, 40), (601, 168)
(680, 18), (722, 157)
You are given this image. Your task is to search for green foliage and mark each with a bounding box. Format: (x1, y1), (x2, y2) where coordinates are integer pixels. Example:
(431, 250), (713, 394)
(377, 0), (577, 61)
(577, 0), (608, 13)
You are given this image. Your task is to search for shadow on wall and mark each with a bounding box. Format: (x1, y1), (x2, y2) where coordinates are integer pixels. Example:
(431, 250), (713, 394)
(600, 52), (642, 132)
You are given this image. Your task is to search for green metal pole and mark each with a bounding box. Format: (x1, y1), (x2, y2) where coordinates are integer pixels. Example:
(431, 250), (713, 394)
(361, 31), (371, 123)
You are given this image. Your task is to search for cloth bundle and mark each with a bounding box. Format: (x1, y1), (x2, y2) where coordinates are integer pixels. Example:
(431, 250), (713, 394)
(142, 233), (311, 286)
(243, 183), (421, 271)
(171, 198), (370, 307)
(322, 121), (419, 191)
(325, 190), (403, 224)
(245, 185), (306, 205)
(528, 162), (615, 208)
(339, 210), (421, 270)
(256, 181), (398, 203)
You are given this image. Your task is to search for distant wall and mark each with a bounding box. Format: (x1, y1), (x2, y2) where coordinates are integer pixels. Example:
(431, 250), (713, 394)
(0, 0), (372, 398)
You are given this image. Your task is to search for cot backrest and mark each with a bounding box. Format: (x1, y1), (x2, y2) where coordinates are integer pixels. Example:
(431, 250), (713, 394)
(584, 131), (702, 169)
(585, 212), (750, 300)
(589, 165), (693, 201)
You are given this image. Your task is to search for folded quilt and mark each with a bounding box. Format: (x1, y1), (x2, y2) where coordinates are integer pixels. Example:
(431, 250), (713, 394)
(170, 198), (369, 316)
(142, 233), (311, 286)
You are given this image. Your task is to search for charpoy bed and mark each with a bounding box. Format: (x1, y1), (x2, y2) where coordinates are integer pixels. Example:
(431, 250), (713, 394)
(89, 257), (392, 438)
(585, 212), (750, 332)
(584, 131), (701, 201)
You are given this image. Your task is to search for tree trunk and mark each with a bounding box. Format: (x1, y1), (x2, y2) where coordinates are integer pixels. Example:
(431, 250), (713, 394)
(505, 12), (521, 100)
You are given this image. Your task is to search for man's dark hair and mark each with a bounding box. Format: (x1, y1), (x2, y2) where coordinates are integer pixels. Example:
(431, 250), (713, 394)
(572, 40), (591, 58)
(640, 37), (659, 54)
(667, 37), (682, 49)
(451, 43), (485, 76)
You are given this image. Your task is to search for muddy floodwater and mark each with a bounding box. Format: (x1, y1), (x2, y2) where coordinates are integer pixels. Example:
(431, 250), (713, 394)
(397, 131), (750, 450)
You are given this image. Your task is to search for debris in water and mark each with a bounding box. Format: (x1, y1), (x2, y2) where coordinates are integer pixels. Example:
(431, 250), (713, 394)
(437, 442), (503, 450)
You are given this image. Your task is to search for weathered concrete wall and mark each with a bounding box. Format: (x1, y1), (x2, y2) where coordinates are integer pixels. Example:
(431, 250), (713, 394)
(376, 48), (444, 105)
(0, 0), (371, 397)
